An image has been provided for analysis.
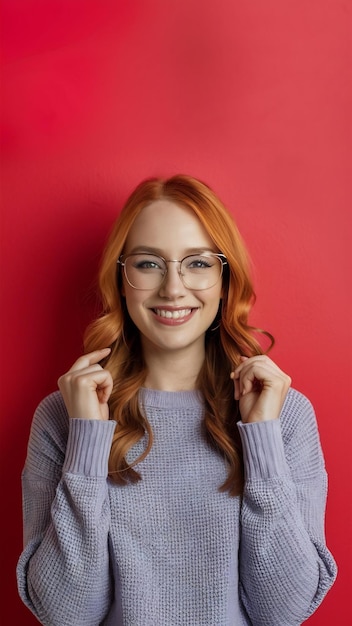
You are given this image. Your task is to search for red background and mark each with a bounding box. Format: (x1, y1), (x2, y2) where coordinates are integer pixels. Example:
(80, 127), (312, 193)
(1, 1), (351, 623)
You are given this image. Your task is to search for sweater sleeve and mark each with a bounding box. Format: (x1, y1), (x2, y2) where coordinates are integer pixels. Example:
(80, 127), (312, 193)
(16, 392), (117, 626)
(237, 388), (337, 626)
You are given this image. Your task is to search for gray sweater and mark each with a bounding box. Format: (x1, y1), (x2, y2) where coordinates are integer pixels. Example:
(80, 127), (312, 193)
(17, 387), (337, 625)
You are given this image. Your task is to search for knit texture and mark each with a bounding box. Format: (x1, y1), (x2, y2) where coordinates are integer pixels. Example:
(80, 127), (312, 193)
(17, 388), (337, 626)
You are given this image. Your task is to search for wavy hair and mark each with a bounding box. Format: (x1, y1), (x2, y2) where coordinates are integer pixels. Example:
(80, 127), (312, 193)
(84, 175), (274, 496)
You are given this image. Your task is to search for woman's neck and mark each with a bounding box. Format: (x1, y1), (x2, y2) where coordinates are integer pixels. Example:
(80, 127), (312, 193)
(142, 346), (205, 392)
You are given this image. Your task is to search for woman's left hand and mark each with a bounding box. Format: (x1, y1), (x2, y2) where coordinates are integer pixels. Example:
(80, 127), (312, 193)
(230, 355), (292, 423)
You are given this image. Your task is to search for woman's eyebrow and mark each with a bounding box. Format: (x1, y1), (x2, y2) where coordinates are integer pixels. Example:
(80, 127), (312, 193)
(127, 246), (217, 255)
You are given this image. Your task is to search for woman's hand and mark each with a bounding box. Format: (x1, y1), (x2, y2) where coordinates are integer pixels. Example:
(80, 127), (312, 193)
(58, 349), (113, 421)
(230, 355), (291, 423)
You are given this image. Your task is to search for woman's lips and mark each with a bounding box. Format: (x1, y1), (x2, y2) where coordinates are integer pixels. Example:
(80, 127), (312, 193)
(151, 307), (196, 325)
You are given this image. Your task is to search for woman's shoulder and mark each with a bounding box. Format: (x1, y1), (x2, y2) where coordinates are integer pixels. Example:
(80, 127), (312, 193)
(282, 387), (315, 416)
(24, 392), (70, 478)
(280, 387), (317, 434)
(34, 389), (69, 418)
(30, 390), (70, 441)
(280, 388), (326, 470)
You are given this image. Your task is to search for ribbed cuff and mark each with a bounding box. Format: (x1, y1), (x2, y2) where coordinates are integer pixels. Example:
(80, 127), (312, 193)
(63, 419), (116, 477)
(237, 419), (290, 480)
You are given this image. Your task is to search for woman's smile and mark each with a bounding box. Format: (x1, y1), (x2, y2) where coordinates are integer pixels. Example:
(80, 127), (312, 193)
(151, 306), (197, 325)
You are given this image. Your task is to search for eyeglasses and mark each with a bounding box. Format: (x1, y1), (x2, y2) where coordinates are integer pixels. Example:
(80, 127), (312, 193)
(118, 252), (227, 291)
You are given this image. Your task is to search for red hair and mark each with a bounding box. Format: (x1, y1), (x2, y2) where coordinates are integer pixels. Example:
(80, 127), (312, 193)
(84, 175), (273, 495)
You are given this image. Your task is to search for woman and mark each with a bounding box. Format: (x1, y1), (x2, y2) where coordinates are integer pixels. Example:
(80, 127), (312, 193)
(17, 175), (337, 625)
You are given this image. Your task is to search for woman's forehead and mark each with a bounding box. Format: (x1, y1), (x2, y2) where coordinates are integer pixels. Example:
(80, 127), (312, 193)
(124, 200), (215, 252)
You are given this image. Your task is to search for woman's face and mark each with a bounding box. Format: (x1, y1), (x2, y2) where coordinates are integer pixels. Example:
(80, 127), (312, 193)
(121, 200), (223, 358)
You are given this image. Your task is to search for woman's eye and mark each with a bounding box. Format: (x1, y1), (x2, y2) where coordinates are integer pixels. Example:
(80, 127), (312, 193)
(187, 258), (212, 269)
(135, 259), (163, 270)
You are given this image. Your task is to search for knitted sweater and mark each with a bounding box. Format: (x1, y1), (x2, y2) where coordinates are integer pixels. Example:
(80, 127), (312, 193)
(17, 387), (337, 626)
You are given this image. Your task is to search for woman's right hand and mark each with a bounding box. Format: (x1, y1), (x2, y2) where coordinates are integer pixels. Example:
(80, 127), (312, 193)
(58, 349), (113, 421)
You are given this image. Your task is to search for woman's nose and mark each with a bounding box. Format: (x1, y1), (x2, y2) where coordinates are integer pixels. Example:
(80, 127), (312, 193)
(158, 262), (187, 298)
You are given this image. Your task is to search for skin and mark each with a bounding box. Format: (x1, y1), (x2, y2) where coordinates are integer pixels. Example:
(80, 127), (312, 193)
(58, 200), (291, 423)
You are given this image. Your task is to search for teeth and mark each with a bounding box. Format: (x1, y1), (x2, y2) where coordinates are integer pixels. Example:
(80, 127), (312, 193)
(155, 308), (192, 319)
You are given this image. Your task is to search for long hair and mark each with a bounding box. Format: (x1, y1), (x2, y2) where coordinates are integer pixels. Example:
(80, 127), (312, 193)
(84, 175), (274, 496)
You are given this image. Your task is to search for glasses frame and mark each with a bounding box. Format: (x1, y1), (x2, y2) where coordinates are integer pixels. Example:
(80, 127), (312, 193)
(117, 252), (228, 291)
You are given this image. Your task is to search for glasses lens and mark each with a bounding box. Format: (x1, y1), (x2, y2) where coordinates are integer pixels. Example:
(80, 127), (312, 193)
(124, 254), (167, 289)
(181, 255), (223, 289)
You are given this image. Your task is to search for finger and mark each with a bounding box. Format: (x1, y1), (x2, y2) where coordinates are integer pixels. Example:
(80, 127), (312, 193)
(234, 355), (283, 379)
(231, 355), (288, 397)
(65, 364), (106, 379)
(230, 373), (241, 401)
(97, 378), (114, 404)
(59, 365), (113, 398)
(68, 348), (111, 372)
(233, 355), (269, 373)
(231, 367), (255, 398)
(241, 364), (290, 397)
(73, 368), (113, 391)
(231, 355), (249, 376)
(231, 359), (250, 397)
(58, 364), (106, 388)
(240, 371), (258, 396)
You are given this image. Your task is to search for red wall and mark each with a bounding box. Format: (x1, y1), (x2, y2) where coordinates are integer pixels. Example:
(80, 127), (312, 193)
(1, 1), (350, 623)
